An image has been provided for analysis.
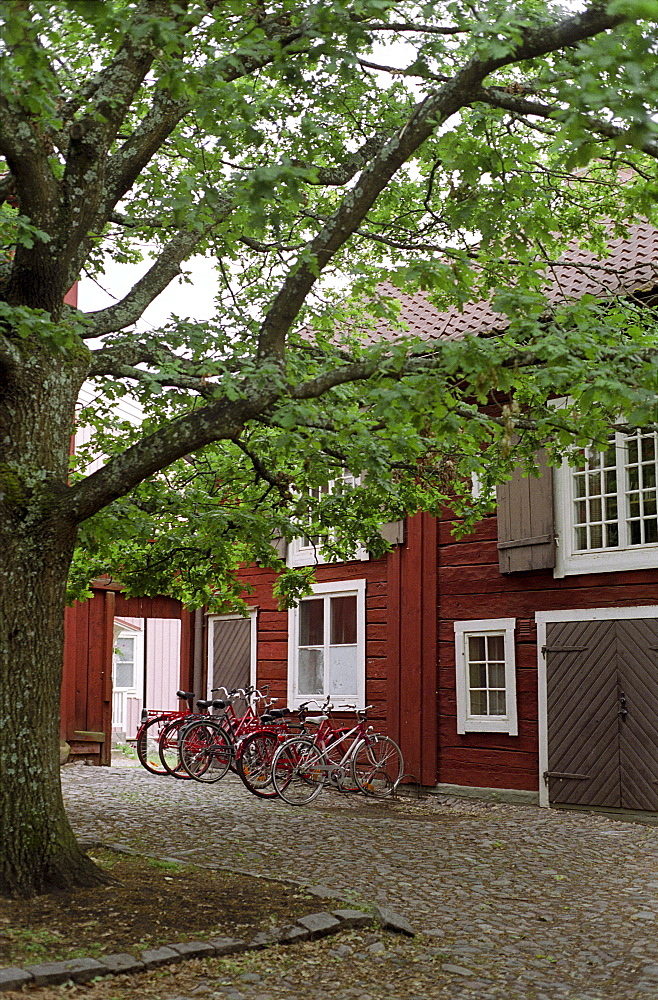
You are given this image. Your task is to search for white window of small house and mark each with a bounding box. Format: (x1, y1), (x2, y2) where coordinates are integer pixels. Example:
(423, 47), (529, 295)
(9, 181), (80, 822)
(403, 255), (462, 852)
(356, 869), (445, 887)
(288, 580), (366, 709)
(454, 619), (518, 735)
(287, 474), (369, 566)
(555, 429), (658, 577)
(113, 634), (136, 690)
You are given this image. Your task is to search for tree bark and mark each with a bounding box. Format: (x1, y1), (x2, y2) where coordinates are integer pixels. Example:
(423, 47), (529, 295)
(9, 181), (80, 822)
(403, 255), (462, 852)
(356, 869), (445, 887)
(0, 343), (107, 896)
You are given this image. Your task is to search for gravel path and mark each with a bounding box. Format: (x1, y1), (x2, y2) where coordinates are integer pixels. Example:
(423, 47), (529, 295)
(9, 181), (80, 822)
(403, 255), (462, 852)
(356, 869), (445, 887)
(56, 760), (658, 999)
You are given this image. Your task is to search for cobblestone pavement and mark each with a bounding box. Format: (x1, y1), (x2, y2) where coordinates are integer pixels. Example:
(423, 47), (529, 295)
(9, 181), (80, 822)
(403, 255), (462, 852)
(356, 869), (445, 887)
(56, 761), (658, 1000)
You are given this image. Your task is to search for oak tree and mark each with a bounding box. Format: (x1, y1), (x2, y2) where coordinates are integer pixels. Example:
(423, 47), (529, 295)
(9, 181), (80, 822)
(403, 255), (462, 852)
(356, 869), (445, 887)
(2, 0), (658, 895)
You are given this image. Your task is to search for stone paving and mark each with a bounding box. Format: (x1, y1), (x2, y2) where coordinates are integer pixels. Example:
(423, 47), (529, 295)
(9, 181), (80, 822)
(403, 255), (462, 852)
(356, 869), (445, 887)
(53, 760), (658, 999)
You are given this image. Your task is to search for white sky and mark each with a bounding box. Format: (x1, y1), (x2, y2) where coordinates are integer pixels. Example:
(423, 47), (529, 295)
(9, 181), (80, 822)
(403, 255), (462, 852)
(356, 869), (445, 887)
(79, 252), (220, 329)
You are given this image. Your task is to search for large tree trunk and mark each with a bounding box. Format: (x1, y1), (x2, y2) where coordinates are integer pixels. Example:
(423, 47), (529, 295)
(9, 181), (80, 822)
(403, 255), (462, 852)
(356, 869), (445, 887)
(0, 345), (108, 896)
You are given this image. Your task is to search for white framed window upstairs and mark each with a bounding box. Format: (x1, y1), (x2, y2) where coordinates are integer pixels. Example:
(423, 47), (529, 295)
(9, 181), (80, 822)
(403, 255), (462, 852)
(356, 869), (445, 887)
(287, 474), (370, 567)
(288, 579), (366, 709)
(555, 429), (658, 577)
(454, 618), (518, 735)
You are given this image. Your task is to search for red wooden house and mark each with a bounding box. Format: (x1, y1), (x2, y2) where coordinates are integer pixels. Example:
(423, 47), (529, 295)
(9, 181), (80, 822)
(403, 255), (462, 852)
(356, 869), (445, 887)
(234, 222), (658, 813)
(63, 223), (658, 817)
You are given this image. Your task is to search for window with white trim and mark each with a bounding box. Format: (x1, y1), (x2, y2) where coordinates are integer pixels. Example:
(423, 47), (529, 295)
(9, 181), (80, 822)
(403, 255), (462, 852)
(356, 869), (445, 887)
(555, 429), (658, 577)
(287, 474), (369, 566)
(454, 619), (518, 735)
(288, 579), (366, 709)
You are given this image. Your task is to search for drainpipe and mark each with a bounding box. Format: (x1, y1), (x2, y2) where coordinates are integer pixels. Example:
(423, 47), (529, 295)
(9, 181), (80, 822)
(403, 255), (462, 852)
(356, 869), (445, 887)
(193, 609), (205, 698)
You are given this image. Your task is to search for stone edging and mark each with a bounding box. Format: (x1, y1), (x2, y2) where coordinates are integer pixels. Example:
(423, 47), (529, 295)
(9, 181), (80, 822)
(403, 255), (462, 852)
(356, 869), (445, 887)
(0, 847), (416, 995)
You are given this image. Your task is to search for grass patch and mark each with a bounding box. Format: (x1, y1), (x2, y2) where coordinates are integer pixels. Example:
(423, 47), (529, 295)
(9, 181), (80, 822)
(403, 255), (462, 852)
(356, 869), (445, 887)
(0, 847), (319, 967)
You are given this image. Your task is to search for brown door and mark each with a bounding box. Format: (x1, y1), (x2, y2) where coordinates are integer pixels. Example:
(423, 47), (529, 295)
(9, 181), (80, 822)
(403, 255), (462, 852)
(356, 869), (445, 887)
(546, 618), (658, 810)
(210, 617), (252, 709)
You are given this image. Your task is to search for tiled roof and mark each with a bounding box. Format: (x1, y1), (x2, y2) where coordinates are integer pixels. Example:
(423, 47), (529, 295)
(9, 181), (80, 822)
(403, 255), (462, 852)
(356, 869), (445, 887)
(364, 221), (658, 343)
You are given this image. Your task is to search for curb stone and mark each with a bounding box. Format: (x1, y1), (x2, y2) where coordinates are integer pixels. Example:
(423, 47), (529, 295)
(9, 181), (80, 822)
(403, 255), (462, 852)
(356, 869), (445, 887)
(0, 904), (418, 989)
(2, 837), (417, 986)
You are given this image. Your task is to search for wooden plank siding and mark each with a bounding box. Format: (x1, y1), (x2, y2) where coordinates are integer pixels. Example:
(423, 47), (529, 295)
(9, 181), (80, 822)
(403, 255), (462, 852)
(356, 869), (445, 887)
(238, 514), (439, 786)
(238, 556), (394, 732)
(61, 586), (194, 764)
(438, 508), (658, 792)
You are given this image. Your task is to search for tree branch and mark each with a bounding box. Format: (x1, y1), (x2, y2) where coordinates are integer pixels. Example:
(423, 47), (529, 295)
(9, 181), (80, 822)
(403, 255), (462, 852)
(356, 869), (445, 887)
(64, 394), (276, 525)
(83, 198), (232, 338)
(474, 85), (658, 160)
(363, 21), (469, 35)
(256, 2), (625, 363)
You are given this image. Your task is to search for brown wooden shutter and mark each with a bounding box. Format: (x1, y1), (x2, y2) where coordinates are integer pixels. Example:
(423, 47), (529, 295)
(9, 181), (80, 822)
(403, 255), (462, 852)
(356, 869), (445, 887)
(496, 450), (555, 573)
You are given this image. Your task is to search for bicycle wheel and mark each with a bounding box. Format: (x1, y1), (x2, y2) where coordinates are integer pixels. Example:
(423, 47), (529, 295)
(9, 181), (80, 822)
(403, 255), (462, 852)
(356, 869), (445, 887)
(352, 735), (403, 798)
(179, 720), (232, 783)
(271, 737), (326, 806)
(158, 718), (193, 779)
(136, 715), (173, 776)
(237, 730), (279, 798)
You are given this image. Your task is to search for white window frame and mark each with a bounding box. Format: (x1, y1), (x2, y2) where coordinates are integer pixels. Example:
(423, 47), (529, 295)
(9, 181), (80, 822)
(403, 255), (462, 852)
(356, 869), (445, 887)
(555, 429), (658, 578)
(112, 621), (144, 693)
(287, 474), (369, 567)
(454, 618), (518, 735)
(287, 579), (366, 710)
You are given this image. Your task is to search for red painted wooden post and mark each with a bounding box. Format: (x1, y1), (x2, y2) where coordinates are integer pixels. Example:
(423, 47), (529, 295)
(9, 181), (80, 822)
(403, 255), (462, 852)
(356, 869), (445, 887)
(179, 609), (193, 694)
(420, 512), (439, 787)
(385, 545), (402, 747)
(100, 591), (115, 765)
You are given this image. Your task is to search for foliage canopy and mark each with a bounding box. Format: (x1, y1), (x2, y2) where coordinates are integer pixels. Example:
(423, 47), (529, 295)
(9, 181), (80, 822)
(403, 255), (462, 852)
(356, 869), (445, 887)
(3, 0), (658, 611)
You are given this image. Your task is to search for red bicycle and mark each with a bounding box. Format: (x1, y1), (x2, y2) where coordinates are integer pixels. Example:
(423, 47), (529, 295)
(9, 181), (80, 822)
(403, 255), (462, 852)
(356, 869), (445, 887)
(271, 702), (403, 805)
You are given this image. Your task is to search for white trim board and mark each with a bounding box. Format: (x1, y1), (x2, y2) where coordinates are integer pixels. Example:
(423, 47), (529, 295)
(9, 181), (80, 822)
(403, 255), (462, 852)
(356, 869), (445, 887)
(535, 604), (658, 808)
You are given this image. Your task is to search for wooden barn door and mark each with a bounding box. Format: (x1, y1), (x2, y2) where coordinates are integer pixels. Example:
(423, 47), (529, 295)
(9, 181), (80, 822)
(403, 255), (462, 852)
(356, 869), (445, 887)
(208, 615), (253, 704)
(546, 618), (658, 810)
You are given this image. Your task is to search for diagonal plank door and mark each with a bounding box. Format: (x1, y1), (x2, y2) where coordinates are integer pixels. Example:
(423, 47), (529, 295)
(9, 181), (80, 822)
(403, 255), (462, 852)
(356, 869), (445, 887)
(211, 617), (252, 711)
(546, 620), (620, 807)
(617, 619), (658, 810)
(546, 617), (658, 811)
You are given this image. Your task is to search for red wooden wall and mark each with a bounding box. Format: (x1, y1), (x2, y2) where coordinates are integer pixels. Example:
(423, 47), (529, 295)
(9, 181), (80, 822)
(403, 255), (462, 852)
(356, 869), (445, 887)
(437, 509), (658, 792)
(239, 558), (391, 718)
(239, 515), (440, 787)
(61, 585), (194, 764)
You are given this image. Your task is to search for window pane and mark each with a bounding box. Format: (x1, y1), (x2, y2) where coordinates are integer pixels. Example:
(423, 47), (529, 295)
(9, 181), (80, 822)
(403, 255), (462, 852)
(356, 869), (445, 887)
(115, 637), (134, 661)
(589, 497), (602, 522)
(300, 599), (324, 646)
(469, 663), (487, 688)
(115, 662), (134, 688)
(468, 635), (486, 661)
(642, 435), (655, 462)
(328, 645), (358, 697)
(331, 595), (357, 645)
(489, 690), (507, 715)
(489, 662), (506, 688)
(487, 635), (505, 660)
(646, 519), (658, 543)
(469, 689), (488, 715)
(298, 648), (324, 695)
(573, 474), (586, 499)
(590, 524), (603, 548)
(575, 526), (587, 550)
